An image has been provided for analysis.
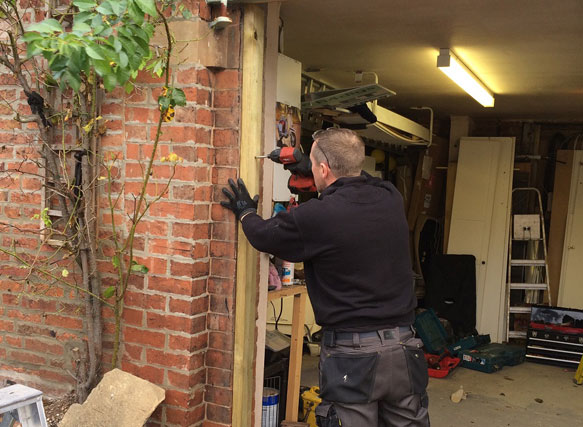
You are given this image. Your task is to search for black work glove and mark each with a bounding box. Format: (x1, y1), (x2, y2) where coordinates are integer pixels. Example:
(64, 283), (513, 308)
(220, 178), (259, 221)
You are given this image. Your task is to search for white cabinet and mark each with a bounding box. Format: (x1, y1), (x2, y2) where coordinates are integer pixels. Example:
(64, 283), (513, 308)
(447, 137), (515, 342)
(558, 151), (583, 309)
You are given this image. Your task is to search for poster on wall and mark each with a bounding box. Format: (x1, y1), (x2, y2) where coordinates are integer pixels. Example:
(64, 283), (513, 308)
(275, 102), (301, 148)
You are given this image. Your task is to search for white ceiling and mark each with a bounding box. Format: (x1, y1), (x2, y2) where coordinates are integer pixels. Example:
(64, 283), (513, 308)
(280, 0), (583, 122)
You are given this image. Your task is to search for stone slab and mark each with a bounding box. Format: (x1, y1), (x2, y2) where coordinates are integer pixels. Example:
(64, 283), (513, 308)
(59, 369), (165, 427)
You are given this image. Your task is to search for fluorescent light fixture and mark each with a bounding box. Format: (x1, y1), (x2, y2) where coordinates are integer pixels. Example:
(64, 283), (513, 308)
(437, 48), (495, 107)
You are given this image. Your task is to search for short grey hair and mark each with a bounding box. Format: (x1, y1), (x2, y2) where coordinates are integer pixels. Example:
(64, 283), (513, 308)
(312, 128), (365, 177)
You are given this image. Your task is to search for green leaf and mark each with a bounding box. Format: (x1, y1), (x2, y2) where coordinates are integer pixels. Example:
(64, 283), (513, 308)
(96, 1), (114, 15)
(21, 32), (43, 43)
(113, 38), (122, 52)
(102, 286), (115, 298)
(103, 73), (118, 91)
(112, 255), (120, 268)
(72, 22), (91, 35)
(158, 95), (170, 110)
(118, 51), (129, 68)
(181, 8), (192, 20)
(85, 45), (104, 60)
(171, 88), (187, 107)
(26, 40), (43, 58)
(73, 0), (97, 12)
(74, 11), (93, 23)
(110, 0), (128, 15)
(127, 1), (144, 24)
(134, 0), (158, 17)
(92, 59), (112, 77)
(64, 70), (82, 92)
(124, 81), (134, 94)
(27, 19), (63, 34)
(130, 263), (149, 274)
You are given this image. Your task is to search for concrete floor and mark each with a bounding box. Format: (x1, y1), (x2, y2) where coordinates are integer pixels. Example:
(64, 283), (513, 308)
(300, 355), (583, 426)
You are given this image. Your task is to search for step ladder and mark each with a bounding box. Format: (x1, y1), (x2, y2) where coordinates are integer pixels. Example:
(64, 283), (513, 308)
(506, 187), (551, 340)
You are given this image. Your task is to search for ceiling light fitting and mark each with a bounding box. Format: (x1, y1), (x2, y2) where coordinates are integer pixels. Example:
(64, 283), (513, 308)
(437, 48), (494, 108)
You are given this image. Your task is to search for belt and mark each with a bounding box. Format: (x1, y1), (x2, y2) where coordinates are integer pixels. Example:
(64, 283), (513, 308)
(323, 326), (413, 346)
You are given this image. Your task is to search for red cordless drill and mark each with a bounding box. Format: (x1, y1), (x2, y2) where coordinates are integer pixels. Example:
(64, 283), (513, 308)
(257, 146), (317, 193)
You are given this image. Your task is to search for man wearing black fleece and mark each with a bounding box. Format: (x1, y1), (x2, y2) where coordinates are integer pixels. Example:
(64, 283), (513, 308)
(221, 128), (429, 427)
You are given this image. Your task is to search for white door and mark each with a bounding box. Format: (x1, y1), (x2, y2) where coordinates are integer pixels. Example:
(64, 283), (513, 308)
(558, 152), (583, 309)
(447, 137), (515, 342)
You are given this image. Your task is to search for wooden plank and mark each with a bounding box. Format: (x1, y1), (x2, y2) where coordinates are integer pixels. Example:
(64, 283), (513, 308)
(232, 5), (265, 427)
(268, 284), (307, 301)
(443, 162), (457, 252)
(547, 150), (574, 305)
(557, 151), (583, 309)
(253, 4), (280, 425)
(285, 291), (306, 421)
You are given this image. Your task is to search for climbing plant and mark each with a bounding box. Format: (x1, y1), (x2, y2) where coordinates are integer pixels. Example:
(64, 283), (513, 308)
(0, 0), (194, 401)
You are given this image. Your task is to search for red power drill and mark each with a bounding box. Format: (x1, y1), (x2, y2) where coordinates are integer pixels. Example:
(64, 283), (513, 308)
(257, 146), (317, 193)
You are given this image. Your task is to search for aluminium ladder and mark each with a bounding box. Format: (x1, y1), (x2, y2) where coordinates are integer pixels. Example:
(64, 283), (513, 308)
(506, 188), (551, 340)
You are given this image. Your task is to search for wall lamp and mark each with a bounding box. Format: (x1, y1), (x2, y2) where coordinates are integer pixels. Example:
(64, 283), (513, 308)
(437, 48), (495, 107)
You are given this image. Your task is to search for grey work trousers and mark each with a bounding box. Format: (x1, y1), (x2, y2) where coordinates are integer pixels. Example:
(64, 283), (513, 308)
(315, 326), (430, 427)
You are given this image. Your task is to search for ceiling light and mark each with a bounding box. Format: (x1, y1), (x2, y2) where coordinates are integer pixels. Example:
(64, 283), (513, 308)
(437, 48), (494, 107)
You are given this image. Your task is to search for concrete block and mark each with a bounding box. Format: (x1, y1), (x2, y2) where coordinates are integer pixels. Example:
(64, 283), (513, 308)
(59, 369), (165, 427)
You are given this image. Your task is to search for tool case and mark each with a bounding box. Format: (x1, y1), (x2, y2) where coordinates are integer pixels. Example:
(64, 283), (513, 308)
(459, 343), (526, 373)
(414, 309), (490, 355)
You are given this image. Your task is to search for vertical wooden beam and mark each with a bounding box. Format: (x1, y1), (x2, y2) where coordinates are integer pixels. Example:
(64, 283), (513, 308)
(444, 116), (473, 251)
(232, 5), (265, 427)
(253, 2), (280, 426)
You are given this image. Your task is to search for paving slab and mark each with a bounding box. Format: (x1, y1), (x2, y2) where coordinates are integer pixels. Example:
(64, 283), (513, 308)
(59, 369), (165, 427)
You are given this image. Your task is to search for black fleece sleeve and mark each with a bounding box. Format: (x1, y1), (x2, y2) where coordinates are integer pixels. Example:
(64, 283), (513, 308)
(240, 211), (307, 262)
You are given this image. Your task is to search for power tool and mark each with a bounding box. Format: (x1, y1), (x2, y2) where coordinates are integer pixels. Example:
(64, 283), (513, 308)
(256, 146), (317, 193)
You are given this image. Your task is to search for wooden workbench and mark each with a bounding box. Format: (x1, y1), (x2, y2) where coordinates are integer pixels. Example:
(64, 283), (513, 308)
(267, 285), (307, 422)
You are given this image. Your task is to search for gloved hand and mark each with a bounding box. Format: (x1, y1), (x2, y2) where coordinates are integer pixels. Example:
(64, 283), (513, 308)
(220, 178), (259, 221)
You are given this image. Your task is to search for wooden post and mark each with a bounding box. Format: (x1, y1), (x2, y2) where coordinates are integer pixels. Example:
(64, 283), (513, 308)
(232, 5), (265, 427)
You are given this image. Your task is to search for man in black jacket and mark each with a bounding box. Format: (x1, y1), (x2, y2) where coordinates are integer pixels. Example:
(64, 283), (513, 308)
(221, 128), (429, 427)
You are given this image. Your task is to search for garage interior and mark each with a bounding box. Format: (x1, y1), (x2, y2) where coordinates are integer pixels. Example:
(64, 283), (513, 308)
(250, 1), (583, 426)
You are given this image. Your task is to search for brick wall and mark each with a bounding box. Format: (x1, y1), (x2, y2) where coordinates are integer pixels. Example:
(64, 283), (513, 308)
(0, 2), (243, 426)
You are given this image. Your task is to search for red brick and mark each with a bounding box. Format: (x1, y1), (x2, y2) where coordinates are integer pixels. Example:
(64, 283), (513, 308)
(135, 69), (169, 84)
(7, 310), (42, 323)
(101, 102), (124, 115)
(207, 277), (234, 295)
(169, 295), (209, 315)
(169, 332), (208, 353)
(24, 338), (64, 355)
(123, 326), (166, 347)
(210, 258), (235, 278)
(5, 336), (22, 347)
(165, 405), (205, 425)
(134, 220), (168, 236)
(125, 106), (159, 123)
(205, 349), (233, 370)
(170, 260), (210, 278)
(214, 109), (239, 128)
(172, 222), (210, 240)
(209, 331), (233, 352)
(211, 166), (237, 186)
(147, 277), (202, 297)
(21, 297), (57, 311)
(209, 241), (234, 258)
(205, 385), (232, 407)
(44, 314), (84, 330)
(206, 402), (231, 425)
(122, 343), (143, 361)
(148, 201), (195, 220)
(125, 125), (148, 141)
(207, 313), (233, 332)
(8, 351), (46, 365)
(196, 108), (213, 127)
(197, 68), (211, 87)
(213, 129), (238, 148)
(0, 320), (14, 332)
(122, 307), (143, 326)
(212, 70), (239, 90)
(146, 312), (206, 334)
(167, 368), (205, 389)
(121, 360), (164, 384)
(209, 295), (232, 316)
(213, 90), (239, 108)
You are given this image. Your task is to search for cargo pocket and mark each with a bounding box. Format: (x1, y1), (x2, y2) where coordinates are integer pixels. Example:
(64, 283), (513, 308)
(404, 342), (429, 395)
(315, 403), (342, 427)
(320, 351), (379, 403)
